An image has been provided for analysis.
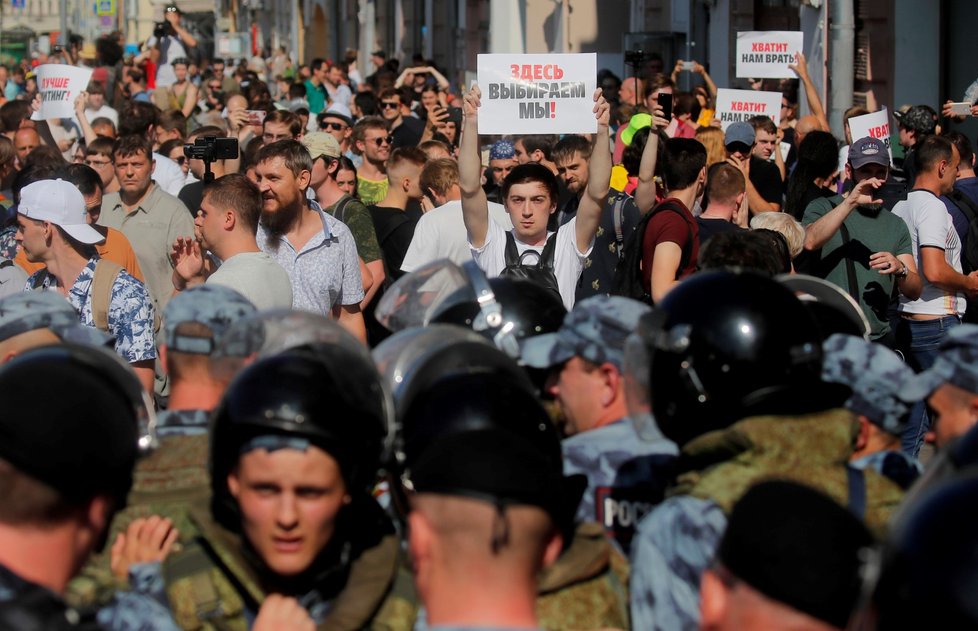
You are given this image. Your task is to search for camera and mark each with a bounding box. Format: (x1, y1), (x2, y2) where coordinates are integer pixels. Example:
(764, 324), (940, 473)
(185, 136), (238, 183)
(624, 49), (651, 66)
(154, 21), (176, 39)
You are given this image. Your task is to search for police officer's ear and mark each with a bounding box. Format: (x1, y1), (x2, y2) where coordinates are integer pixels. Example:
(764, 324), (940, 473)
(542, 530), (563, 568)
(406, 508), (435, 573)
(855, 415), (872, 452)
(699, 568), (731, 629)
(597, 362), (622, 407)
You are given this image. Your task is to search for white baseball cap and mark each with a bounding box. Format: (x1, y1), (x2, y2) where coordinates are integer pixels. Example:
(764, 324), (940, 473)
(18, 179), (104, 245)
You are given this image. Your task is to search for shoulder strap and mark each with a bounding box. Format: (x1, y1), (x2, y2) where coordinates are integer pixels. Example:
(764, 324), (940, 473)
(838, 223), (861, 302)
(504, 230), (521, 266)
(0, 259), (11, 270)
(654, 200), (695, 280)
(950, 188), (978, 222)
(92, 259), (124, 333)
(613, 196), (626, 260)
(538, 231), (558, 268)
(845, 465), (867, 520)
(333, 195), (354, 223)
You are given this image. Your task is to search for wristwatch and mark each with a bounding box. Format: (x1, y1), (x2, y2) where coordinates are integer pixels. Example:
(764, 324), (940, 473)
(895, 263), (909, 278)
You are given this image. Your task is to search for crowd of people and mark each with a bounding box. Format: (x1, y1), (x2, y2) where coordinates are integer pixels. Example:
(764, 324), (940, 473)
(1, 10), (978, 631)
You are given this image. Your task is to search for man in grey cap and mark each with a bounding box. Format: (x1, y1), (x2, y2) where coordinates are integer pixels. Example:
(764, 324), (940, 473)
(821, 333), (923, 488)
(521, 295), (677, 553)
(724, 120), (783, 215)
(802, 136), (923, 345)
(900, 324), (978, 449)
(0, 291), (112, 362)
(17, 178), (157, 392)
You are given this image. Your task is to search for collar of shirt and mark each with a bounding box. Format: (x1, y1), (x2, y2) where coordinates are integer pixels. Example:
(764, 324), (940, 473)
(36, 256), (97, 313)
(257, 198), (334, 247)
(109, 183), (160, 217)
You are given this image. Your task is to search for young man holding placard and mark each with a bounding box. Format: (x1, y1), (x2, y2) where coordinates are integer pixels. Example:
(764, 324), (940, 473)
(459, 85), (610, 310)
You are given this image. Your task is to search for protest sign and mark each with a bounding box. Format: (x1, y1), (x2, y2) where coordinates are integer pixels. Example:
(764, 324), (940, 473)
(848, 108), (894, 166)
(736, 31), (803, 79)
(715, 89), (782, 131)
(477, 53), (596, 135)
(34, 64), (93, 120)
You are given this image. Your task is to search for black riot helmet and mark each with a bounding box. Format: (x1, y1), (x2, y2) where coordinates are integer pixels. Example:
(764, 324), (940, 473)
(373, 326), (577, 530)
(643, 270), (832, 447)
(210, 332), (392, 530)
(864, 471), (978, 629)
(0, 343), (152, 507)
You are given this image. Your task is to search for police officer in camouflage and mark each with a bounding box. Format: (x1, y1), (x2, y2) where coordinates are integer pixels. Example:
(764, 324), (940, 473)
(0, 291), (114, 361)
(0, 343), (180, 630)
(520, 295), (677, 554)
(821, 333), (923, 488)
(628, 271), (905, 631)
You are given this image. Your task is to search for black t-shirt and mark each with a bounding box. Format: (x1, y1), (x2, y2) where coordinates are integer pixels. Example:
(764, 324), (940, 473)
(178, 180), (204, 219)
(696, 217), (745, 246)
(749, 156), (784, 206)
(367, 205), (417, 281)
(789, 181), (836, 221)
(390, 116), (425, 148)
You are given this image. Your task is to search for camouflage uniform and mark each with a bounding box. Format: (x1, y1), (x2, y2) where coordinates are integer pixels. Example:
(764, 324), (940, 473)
(0, 291), (114, 346)
(629, 409), (906, 631)
(903, 323), (978, 399)
(523, 296), (677, 554)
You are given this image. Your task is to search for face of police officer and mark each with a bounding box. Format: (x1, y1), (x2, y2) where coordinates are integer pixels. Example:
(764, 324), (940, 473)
(228, 445), (351, 577)
(927, 383), (978, 449)
(546, 356), (611, 436)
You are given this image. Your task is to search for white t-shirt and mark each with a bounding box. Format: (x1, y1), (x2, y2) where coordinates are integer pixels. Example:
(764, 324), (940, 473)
(207, 251), (293, 311)
(152, 36), (188, 88)
(152, 152), (187, 197)
(471, 218), (592, 311)
(84, 104), (119, 126)
(401, 200), (512, 272)
(893, 189), (967, 315)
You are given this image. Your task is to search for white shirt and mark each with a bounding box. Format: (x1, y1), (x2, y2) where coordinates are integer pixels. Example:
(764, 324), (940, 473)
(152, 152), (187, 197)
(471, 218), (592, 311)
(208, 251), (293, 310)
(893, 189), (967, 315)
(84, 104), (119, 126)
(401, 200), (512, 272)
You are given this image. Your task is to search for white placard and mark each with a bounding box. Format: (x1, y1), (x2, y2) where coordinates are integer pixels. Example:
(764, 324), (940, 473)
(715, 89), (782, 131)
(477, 53), (596, 135)
(34, 64), (93, 120)
(847, 108), (894, 166)
(736, 31), (803, 79)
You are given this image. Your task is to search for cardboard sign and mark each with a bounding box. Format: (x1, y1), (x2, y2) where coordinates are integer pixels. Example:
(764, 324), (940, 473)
(715, 89), (782, 130)
(847, 108), (894, 166)
(34, 64), (93, 120)
(477, 53), (596, 135)
(736, 31), (803, 79)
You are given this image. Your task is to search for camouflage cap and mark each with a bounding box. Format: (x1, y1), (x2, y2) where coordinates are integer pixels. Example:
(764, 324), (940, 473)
(893, 105), (937, 135)
(903, 325), (978, 400)
(0, 292), (113, 347)
(821, 334), (917, 435)
(163, 285), (257, 355)
(521, 296), (651, 370)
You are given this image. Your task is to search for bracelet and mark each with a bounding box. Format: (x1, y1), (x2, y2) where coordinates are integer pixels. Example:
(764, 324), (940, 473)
(895, 263), (908, 279)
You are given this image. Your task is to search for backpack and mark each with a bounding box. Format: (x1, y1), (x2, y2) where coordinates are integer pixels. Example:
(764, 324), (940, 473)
(31, 259), (124, 332)
(501, 230), (563, 303)
(948, 188), (978, 274)
(611, 199), (694, 305)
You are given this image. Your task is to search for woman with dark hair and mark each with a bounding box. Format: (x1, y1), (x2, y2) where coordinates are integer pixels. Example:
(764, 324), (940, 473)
(785, 130), (840, 220)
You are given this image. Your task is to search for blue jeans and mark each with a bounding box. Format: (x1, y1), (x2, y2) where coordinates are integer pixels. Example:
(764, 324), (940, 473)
(896, 315), (961, 455)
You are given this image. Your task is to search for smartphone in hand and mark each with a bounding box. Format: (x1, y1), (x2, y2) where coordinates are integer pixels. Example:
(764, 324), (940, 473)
(657, 93), (673, 121)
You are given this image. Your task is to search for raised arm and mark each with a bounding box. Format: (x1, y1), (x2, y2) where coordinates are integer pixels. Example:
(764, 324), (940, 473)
(634, 107), (669, 213)
(427, 66), (451, 91)
(803, 178), (882, 251)
(74, 92), (98, 144)
(575, 89), (611, 253)
(458, 84), (491, 248)
(789, 52), (830, 132)
(695, 62), (718, 101)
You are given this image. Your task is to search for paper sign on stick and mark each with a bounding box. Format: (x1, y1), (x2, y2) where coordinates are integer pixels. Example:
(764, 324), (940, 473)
(477, 53), (596, 135)
(33, 64), (93, 120)
(847, 108), (894, 166)
(736, 31), (803, 79)
(715, 89), (782, 131)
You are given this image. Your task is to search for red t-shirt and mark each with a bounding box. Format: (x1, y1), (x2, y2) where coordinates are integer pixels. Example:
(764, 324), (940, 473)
(640, 198), (699, 294)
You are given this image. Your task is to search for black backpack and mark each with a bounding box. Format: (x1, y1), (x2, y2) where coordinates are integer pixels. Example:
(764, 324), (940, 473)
(948, 189), (978, 274)
(611, 199), (693, 305)
(501, 230), (562, 304)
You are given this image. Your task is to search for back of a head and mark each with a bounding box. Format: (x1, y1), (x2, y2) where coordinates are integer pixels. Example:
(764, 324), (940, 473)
(419, 158), (458, 198)
(643, 270), (829, 446)
(706, 162), (746, 206)
(697, 230), (790, 277)
(944, 131), (975, 168)
(520, 135), (557, 162)
(0, 100), (31, 134)
(914, 133), (954, 175)
(387, 146), (427, 176)
(118, 100), (160, 136)
(64, 163), (103, 196)
(662, 137), (707, 192)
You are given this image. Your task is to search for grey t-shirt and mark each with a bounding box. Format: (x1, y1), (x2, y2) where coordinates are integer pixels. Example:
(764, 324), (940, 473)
(207, 251), (293, 311)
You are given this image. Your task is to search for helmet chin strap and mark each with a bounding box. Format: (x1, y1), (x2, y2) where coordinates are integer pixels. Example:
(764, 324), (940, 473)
(462, 260), (520, 358)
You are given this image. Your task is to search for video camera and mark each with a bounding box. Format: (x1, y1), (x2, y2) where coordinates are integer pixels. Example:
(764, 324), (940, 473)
(153, 21), (176, 39)
(184, 136), (238, 183)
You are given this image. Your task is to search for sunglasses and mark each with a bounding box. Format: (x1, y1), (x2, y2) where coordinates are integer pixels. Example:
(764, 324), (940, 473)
(381, 102), (400, 110)
(322, 121), (347, 131)
(173, 156), (186, 165)
(370, 136), (394, 147)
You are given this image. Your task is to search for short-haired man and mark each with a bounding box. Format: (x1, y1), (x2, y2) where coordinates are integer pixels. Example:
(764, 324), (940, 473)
(367, 146), (426, 282)
(641, 138), (707, 303)
(254, 140), (366, 341)
(379, 88), (424, 149)
(117, 101), (187, 196)
(305, 58), (329, 114)
(459, 85), (611, 310)
(317, 107), (355, 161)
(724, 121), (783, 214)
(303, 131), (385, 307)
(13, 127), (39, 169)
(151, 3), (198, 89)
(749, 115), (785, 180)
(262, 109), (303, 144)
(553, 133), (642, 300)
(352, 115), (391, 206)
(894, 104), (938, 187)
(82, 80), (118, 126)
(85, 136), (120, 193)
(172, 173), (293, 310)
(940, 131), (978, 274)
(16, 179), (156, 391)
(802, 137), (923, 345)
(696, 162), (748, 245)
(402, 158), (512, 270)
(98, 135), (195, 314)
(893, 134), (978, 455)
(521, 296), (677, 554)
(323, 62), (353, 111)
(514, 134), (559, 175)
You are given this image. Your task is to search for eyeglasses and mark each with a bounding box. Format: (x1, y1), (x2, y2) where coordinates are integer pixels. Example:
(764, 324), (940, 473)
(370, 136), (394, 147)
(322, 121), (348, 131)
(85, 159), (112, 167)
(381, 102), (400, 110)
